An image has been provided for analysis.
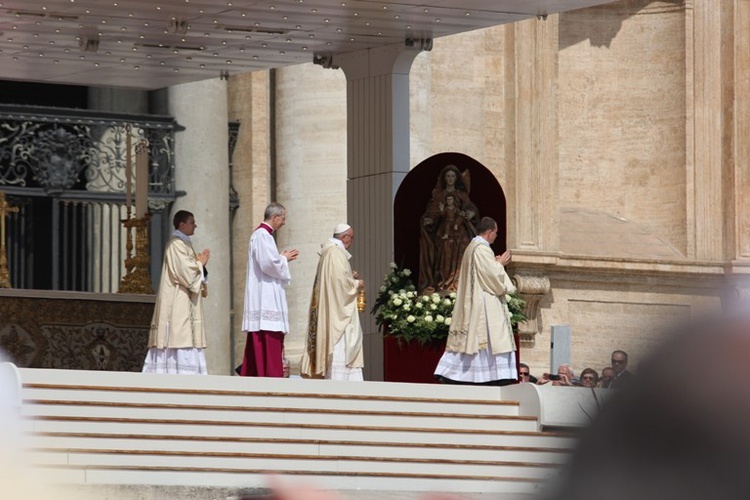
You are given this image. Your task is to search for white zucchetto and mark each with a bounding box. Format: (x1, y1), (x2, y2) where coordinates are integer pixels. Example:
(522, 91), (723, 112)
(333, 223), (351, 235)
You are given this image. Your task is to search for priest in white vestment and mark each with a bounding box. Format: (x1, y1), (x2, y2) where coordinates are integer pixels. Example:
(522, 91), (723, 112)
(143, 210), (210, 375)
(300, 223), (365, 380)
(434, 216), (517, 385)
(239, 202), (299, 377)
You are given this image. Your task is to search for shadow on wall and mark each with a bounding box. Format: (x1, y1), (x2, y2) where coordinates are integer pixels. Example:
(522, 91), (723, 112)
(558, 0), (686, 50)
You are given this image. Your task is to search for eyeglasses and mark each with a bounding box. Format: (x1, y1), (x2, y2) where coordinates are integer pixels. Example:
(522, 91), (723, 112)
(519, 372), (529, 377)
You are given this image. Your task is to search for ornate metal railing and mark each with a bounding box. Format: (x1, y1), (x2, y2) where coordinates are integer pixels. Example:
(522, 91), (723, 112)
(0, 105), (183, 292)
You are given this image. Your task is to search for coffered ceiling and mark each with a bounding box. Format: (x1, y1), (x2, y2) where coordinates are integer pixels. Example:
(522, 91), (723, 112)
(0, 0), (614, 90)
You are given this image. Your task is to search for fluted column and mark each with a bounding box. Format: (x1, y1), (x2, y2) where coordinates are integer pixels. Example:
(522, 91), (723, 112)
(689, 2), (733, 261)
(502, 17), (559, 341)
(722, 1), (750, 298)
(168, 78), (231, 375)
(505, 16), (560, 254)
(333, 42), (426, 380)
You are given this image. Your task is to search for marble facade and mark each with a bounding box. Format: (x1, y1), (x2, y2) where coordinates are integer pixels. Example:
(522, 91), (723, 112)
(223, 1), (748, 379)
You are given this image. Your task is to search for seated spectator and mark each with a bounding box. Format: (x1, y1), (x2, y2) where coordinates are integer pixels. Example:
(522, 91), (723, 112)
(599, 366), (615, 388)
(579, 367), (599, 388)
(609, 349), (636, 389)
(540, 311), (750, 500)
(518, 363), (538, 383)
(537, 363), (577, 386)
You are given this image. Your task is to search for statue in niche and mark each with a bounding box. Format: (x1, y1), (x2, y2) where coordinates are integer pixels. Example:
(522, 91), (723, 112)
(418, 165), (478, 293)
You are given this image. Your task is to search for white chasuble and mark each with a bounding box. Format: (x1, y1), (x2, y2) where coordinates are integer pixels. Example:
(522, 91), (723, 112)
(445, 237), (516, 355)
(148, 235), (207, 349)
(300, 239), (364, 379)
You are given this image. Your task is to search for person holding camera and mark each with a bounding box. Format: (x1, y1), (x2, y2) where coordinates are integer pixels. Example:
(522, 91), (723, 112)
(537, 363), (577, 386)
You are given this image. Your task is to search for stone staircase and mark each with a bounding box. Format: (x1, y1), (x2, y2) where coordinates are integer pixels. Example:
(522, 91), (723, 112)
(17, 368), (577, 497)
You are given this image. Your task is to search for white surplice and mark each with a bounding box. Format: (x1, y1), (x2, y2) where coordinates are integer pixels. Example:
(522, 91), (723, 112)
(241, 224), (292, 334)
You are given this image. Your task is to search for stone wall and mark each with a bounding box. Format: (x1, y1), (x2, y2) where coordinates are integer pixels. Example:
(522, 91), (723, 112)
(227, 0), (738, 379)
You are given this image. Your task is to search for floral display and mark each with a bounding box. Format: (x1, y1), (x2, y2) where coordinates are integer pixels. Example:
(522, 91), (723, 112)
(372, 262), (527, 346)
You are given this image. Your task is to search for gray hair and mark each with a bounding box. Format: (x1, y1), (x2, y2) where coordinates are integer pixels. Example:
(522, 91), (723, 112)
(263, 202), (286, 221)
(558, 363), (575, 377)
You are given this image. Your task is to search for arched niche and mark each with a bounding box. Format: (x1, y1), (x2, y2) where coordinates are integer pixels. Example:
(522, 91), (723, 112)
(394, 152), (507, 286)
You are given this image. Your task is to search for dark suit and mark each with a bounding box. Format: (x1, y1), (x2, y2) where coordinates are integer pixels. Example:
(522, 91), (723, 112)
(609, 369), (635, 389)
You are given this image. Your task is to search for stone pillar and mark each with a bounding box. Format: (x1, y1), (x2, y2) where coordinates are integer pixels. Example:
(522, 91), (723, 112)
(273, 64), (347, 369)
(724, 1), (750, 297)
(505, 16), (560, 254)
(689, 2), (733, 261)
(504, 17), (558, 339)
(330, 42), (427, 380)
(228, 71), (273, 372)
(168, 78), (231, 375)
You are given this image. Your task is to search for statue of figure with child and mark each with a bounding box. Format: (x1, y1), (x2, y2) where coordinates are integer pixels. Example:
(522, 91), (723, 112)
(418, 164), (478, 294)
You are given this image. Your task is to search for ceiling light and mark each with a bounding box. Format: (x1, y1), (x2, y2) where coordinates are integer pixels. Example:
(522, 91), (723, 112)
(167, 17), (189, 35)
(79, 34), (100, 52)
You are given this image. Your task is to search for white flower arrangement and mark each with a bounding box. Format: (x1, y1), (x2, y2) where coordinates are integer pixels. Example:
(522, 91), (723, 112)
(371, 263), (456, 346)
(372, 262), (529, 346)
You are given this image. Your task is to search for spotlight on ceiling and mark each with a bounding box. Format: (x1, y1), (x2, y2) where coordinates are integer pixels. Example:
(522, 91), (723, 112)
(167, 17), (189, 35)
(79, 34), (100, 53)
(404, 37), (433, 51)
(312, 52), (338, 69)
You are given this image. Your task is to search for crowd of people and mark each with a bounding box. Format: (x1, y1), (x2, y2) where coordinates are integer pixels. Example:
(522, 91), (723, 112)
(520, 349), (636, 389)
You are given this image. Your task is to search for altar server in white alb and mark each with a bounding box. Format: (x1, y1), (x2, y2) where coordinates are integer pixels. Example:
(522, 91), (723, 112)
(239, 202), (299, 377)
(143, 210), (210, 375)
(300, 223), (365, 380)
(434, 216), (517, 385)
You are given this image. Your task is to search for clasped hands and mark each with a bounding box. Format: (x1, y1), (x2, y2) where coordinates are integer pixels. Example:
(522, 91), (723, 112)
(196, 249), (210, 266)
(282, 249), (300, 262)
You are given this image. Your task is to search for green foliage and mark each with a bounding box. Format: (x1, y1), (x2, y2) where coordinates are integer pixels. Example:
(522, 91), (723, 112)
(372, 262), (528, 347)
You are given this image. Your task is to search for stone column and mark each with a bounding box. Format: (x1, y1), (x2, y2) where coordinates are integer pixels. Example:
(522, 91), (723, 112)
(228, 71), (273, 372)
(504, 17), (558, 342)
(505, 16), (560, 254)
(330, 42), (427, 380)
(724, 1), (750, 297)
(688, 2), (733, 262)
(273, 64), (347, 370)
(168, 78), (231, 375)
